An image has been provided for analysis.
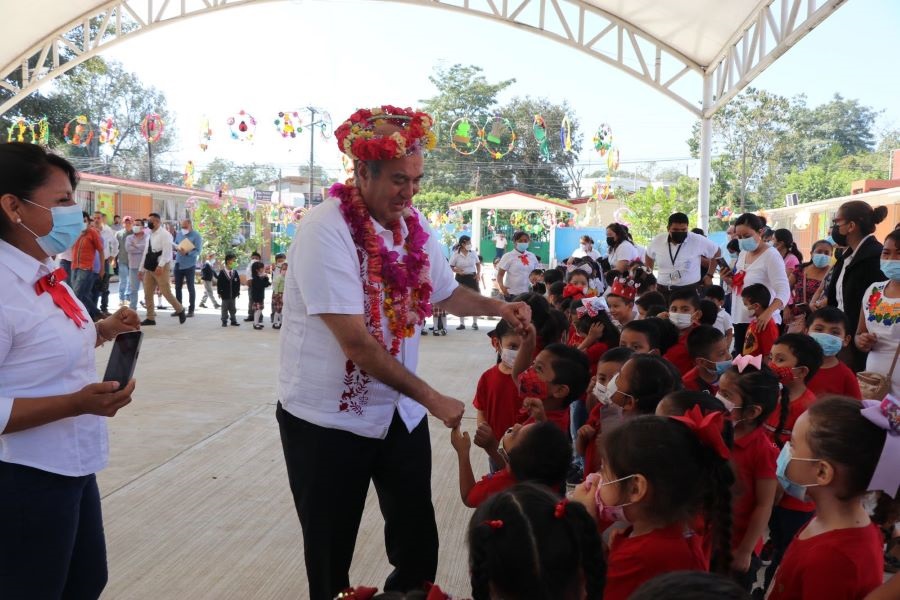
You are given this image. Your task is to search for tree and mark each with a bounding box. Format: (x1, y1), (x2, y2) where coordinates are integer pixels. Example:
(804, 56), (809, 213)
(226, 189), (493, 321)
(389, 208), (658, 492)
(413, 190), (475, 219)
(656, 167), (685, 183)
(193, 198), (259, 265)
(197, 158), (279, 189)
(624, 185), (696, 245)
(780, 166), (870, 204)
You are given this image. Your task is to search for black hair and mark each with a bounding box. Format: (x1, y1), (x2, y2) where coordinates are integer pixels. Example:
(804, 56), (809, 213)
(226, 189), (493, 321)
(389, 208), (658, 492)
(251, 261), (266, 276)
(513, 293), (566, 345)
(606, 222), (632, 246)
(513, 230), (529, 242)
(691, 227), (705, 236)
(702, 285), (725, 302)
(603, 416), (734, 574)
(774, 228), (803, 263)
(508, 422), (572, 492)
(632, 267), (657, 295)
(573, 299), (620, 348)
(580, 235), (594, 244)
(492, 319), (521, 343)
(669, 288), (700, 310)
(721, 363), (780, 428)
(622, 353), (683, 414)
(250, 250), (261, 258)
(668, 212), (690, 226)
(885, 228), (900, 248)
(548, 281), (565, 301)
(0, 143), (80, 237)
(805, 306), (850, 334)
(82, 210), (91, 221)
(630, 571), (750, 600)
(569, 256), (602, 281)
(839, 200), (888, 236)
(635, 291), (666, 312)
(734, 212), (764, 232)
(726, 238), (740, 255)
(658, 390), (735, 450)
(698, 299), (718, 326)
(566, 269), (590, 284)
(468, 482), (606, 600)
(599, 346), (635, 364)
(532, 282), (547, 295)
(530, 268), (544, 276)
(621, 319), (661, 352)
(645, 304), (668, 318)
(686, 325), (724, 360)
(148, 212), (161, 220)
(542, 343), (591, 400)
(771, 333), (825, 442)
(224, 252), (237, 263)
(543, 269), (564, 286)
(807, 397), (890, 500)
(647, 317), (681, 354)
(740, 283), (771, 309)
(274, 252), (286, 260)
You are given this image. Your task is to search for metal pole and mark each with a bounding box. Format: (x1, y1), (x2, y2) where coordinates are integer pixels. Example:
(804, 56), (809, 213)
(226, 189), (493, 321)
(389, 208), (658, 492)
(308, 107), (316, 209)
(147, 139), (154, 182)
(698, 73), (713, 231)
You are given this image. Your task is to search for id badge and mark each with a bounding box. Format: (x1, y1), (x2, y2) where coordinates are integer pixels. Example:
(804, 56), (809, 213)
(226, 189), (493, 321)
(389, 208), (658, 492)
(670, 270), (681, 283)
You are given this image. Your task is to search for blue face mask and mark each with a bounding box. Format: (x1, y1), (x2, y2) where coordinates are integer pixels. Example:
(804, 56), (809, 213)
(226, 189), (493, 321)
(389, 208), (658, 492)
(809, 332), (843, 357)
(811, 254), (830, 268)
(702, 359), (733, 377)
(881, 259), (900, 281)
(18, 199), (86, 256)
(738, 237), (759, 253)
(775, 443), (820, 502)
(516, 242), (529, 252)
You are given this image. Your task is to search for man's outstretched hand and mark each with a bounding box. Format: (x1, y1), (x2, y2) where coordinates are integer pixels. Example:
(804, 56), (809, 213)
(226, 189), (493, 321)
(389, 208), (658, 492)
(426, 393), (465, 428)
(498, 301), (532, 334)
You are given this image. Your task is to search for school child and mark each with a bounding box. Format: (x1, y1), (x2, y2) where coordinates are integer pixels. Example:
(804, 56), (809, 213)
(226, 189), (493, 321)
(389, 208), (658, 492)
(472, 320), (524, 472)
(740, 283), (779, 358)
(629, 571), (749, 600)
(663, 288), (702, 375)
(606, 276), (638, 330)
(715, 359), (781, 590)
(271, 253), (287, 329)
(450, 421), (570, 507)
(468, 482), (606, 600)
(511, 324), (591, 434)
(635, 291), (666, 320)
(805, 307), (862, 399)
(243, 251), (262, 321)
(761, 333), (824, 589)
(619, 319), (663, 354)
(572, 411), (734, 600)
(198, 252), (220, 309)
(529, 269), (544, 286)
(702, 285), (734, 349)
(216, 253), (241, 326)
(766, 396), (895, 599)
(605, 353), (684, 419)
(249, 261), (270, 330)
(682, 325), (732, 394)
(516, 292), (566, 351)
(578, 347), (635, 477)
(547, 281), (566, 309)
(570, 297), (620, 371)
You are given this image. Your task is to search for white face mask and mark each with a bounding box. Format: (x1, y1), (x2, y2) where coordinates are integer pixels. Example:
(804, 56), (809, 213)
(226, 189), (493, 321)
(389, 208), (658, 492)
(500, 348), (518, 368)
(669, 312), (694, 330)
(181, 228), (189, 235)
(132, 225), (142, 234)
(715, 392), (734, 412)
(594, 382), (610, 406)
(581, 243), (590, 252)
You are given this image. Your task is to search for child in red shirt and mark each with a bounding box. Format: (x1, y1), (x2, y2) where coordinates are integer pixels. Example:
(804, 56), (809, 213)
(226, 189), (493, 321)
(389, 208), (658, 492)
(715, 358), (781, 590)
(682, 325), (731, 394)
(570, 410), (735, 600)
(741, 283), (780, 358)
(468, 483), (605, 600)
(450, 421), (570, 507)
(761, 333), (825, 591)
(766, 397), (890, 599)
(663, 288), (704, 375)
(805, 307), (862, 400)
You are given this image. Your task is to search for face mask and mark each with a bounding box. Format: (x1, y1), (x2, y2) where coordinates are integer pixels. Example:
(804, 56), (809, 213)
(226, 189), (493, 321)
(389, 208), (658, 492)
(518, 367), (549, 400)
(811, 254), (830, 268)
(738, 237), (759, 252)
(775, 443), (821, 502)
(132, 225), (142, 234)
(594, 474), (634, 523)
(703, 359), (733, 378)
(516, 242), (529, 252)
(464, 243), (472, 251)
(148, 222), (156, 230)
(500, 348), (518, 368)
(809, 332), (843, 357)
(729, 252), (739, 260)
(715, 392), (735, 412)
(766, 240), (775, 247)
(830, 224), (848, 247)
(17, 200), (86, 256)
(181, 228), (189, 235)
(669, 312), (694, 330)
(880, 259), (900, 281)
(606, 236), (616, 247)
(768, 361), (799, 385)
(593, 382), (610, 406)
(670, 231), (688, 244)
(580, 243), (589, 252)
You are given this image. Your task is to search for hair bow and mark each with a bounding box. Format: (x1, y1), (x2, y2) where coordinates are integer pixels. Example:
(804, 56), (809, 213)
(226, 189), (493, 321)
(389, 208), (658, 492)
(576, 296), (609, 318)
(861, 395), (900, 498)
(336, 587), (378, 600)
(562, 284), (587, 300)
(554, 498), (569, 519)
(566, 262), (593, 275)
(483, 519), (504, 529)
(669, 405), (731, 460)
(732, 354), (762, 373)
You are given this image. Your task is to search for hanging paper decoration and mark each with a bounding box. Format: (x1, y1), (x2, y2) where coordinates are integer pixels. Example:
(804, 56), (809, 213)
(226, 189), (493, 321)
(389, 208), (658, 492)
(275, 111), (302, 138)
(560, 115), (573, 153)
(199, 116), (212, 151)
(98, 117), (119, 147)
(613, 207), (631, 226)
(183, 161), (195, 188)
(140, 113), (164, 143)
(185, 196), (201, 210)
(7, 117), (28, 142)
(64, 115), (94, 147)
(31, 117), (49, 145)
(227, 110), (256, 142)
(341, 153), (355, 177)
(533, 115), (551, 161)
(716, 206), (734, 221)
(480, 116), (516, 160)
(318, 111), (333, 139)
(606, 146), (620, 172)
(593, 123), (612, 156)
(450, 117), (481, 155)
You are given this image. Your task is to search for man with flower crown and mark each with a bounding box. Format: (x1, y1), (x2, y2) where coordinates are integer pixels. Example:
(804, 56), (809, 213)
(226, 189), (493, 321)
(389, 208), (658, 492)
(275, 106), (532, 599)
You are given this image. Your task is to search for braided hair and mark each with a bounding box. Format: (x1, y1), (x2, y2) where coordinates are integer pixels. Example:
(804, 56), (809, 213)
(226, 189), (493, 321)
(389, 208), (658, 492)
(468, 482), (606, 600)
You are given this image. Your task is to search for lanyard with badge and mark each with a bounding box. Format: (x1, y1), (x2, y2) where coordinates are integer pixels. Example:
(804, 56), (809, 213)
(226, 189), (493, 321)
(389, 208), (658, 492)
(668, 240), (684, 283)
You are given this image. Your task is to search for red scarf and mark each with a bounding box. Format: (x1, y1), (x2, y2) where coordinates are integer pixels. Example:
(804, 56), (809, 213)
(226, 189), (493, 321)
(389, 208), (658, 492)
(35, 268), (89, 328)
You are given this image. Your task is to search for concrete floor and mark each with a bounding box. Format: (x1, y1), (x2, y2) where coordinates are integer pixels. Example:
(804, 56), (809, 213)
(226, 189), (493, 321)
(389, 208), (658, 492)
(95, 300), (495, 599)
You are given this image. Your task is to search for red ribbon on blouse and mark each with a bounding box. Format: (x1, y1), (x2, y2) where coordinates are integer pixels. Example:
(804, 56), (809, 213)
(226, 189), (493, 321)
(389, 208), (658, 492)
(34, 267), (89, 328)
(731, 271), (746, 295)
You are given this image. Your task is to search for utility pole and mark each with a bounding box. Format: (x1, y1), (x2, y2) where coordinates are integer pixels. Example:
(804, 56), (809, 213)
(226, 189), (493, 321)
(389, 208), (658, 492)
(147, 139), (154, 182)
(740, 144), (747, 212)
(308, 107), (316, 208)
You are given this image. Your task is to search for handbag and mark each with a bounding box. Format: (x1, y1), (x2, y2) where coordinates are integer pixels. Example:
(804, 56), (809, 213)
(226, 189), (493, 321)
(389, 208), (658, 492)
(857, 341), (900, 401)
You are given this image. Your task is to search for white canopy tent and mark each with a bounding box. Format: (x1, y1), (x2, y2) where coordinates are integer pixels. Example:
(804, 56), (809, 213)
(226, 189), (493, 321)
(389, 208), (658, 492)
(0, 0), (850, 227)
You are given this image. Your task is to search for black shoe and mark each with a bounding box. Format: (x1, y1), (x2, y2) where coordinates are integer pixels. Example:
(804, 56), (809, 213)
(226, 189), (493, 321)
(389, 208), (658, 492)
(176, 310), (187, 324)
(253, 324), (264, 330)
(140, 301), (146, 308)
(456, 324), (466, 330)
(222, 321), (228, 327)
(141, 319), (156, 326)
(244, 316), (254, 322)
(231, 321), (240, 326)
(440, 329), (447, 336)
(187, 310), (194, 318)
(432, 330), (440, 336)
(170, 312), (180, 317)
(472, 323), (479, 330)
(273, 324), (281, 330)
(200, 303), (207, 309)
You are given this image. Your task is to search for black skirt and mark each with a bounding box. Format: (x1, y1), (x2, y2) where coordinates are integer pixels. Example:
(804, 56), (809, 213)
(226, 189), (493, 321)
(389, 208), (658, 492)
(455, 273), (479, 291)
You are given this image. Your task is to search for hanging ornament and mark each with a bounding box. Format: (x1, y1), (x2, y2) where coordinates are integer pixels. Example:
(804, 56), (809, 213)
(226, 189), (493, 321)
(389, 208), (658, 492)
(64, 115), (94, 147)
(593, 123), (612, 156)
(199, 116), (212, 151)
(7, 117), (28, 142)
(560, 115), (573, 153)
(183, 160), (195, 188)
(613, 207), (631, 226)
(227, 110), (256, 142)
(317, 111), (333, 139)
(716, 206), (734, 221)
(275, 111), (302, 138)
(606, 146), (620, 172)
(98, 117), (119, 147)
(450, 117), (481, 155)
(140, 113), (164, 143)
(480, 116), (516, 160)
(533, 115), (551, 161)
(31, 117), (49, 145)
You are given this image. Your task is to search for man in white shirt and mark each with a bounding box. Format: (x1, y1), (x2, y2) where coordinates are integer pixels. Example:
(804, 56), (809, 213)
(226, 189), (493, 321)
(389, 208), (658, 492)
(276, 107), (531, 600)
(93, 211), (119, 316)
(645, 212), (721, 298)
(138, 212), (186, 325)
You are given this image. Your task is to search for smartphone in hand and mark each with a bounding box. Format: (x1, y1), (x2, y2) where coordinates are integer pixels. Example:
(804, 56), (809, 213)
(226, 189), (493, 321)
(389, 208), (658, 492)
(103, 330), (143, 389)
(717, 257), (731, 272)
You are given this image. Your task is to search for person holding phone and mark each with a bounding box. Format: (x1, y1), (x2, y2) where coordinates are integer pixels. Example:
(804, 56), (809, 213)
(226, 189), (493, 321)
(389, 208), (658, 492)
(0, 143), (139, 599)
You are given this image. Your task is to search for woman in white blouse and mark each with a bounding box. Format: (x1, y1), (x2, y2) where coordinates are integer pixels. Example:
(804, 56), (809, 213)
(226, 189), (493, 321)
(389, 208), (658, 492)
(0, 143), (139, 598)
(606, 222), (641, 273)
(449, 234), (481, 330)
(723, 212), (791, 353)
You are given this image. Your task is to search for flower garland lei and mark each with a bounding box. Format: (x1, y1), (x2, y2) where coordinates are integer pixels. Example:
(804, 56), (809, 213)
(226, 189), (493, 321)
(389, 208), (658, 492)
(331, 181), (433, 356)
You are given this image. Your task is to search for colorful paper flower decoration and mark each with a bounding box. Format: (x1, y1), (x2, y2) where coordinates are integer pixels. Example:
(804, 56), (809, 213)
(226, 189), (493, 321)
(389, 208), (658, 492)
(64, 115), (94, 147)
(533, 115), (551, 161)
(275, 111), (302, 138)
(140, 113), (164, 143)
(593, 123), (612, 156)
(227, 110), (256, 142)
(199, 116), (212, 152)
(480, 116), (516, 160)
(98, 117), (119, 146)
(450, 117), (481, 155)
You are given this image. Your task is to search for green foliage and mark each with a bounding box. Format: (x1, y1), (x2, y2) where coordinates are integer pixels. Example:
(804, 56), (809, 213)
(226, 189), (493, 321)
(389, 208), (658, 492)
(779, 166), (871, 205)
(413, 190), (475, 218)
(624, 184), (696, 245)
(197, 158), (279, 189)
(193, 199), (256, 264)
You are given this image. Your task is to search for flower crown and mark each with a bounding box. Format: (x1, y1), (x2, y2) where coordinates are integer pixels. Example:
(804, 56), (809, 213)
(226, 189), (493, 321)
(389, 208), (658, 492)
(335, 105), (437, 161)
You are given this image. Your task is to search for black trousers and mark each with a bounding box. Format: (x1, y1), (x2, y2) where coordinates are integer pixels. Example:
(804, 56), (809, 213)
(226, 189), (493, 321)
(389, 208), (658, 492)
(276, 404), (438, 600)
(98, 261), (111, 312)
(0, 461), (108, 599)
(732, 323), (749, 357)
(173, 266), (197, 311)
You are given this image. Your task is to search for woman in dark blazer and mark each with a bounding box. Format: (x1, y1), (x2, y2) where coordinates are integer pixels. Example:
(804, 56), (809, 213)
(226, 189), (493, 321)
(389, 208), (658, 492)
(826, 200), (888, 371)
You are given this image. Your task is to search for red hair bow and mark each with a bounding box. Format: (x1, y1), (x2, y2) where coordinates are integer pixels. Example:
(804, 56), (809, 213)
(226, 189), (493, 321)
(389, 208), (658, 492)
(554, 498), (569, 518)
(336, 587), (378, 600)
(562, 284), (586, 301)
(731, 271), (746, 295)
(669, 405), (730, 460)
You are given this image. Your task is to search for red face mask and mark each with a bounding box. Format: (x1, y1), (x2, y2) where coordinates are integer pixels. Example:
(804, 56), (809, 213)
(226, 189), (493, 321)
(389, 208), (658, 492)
(768, 362), (798, 385)
(518, 367), (549, 399)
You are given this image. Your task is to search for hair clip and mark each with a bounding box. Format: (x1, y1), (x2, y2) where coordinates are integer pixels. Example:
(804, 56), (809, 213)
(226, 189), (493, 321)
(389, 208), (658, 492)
(483, 519), (504, 529)
(554, 498), (569, 519)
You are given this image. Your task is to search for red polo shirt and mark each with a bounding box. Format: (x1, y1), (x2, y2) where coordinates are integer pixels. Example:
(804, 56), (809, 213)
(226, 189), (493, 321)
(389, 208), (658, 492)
(807, 362), (862, 400)
(682, 367), (719, 395)
(466, 468), (516, 507)
(523, 408), (570, 433)
(473, 364), (523, 441)
(663, 328), (694, 375)
(731, 427), (778, 554)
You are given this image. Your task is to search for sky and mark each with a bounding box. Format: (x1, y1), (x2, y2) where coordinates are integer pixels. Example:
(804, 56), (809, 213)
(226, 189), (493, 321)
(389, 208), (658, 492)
(96, 0), (900, 184)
